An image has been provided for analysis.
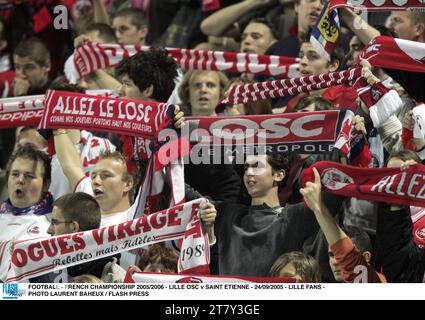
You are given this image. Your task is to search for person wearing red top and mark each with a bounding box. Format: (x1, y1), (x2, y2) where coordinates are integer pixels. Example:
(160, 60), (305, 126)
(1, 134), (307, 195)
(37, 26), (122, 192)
(301, 167), (386, 283)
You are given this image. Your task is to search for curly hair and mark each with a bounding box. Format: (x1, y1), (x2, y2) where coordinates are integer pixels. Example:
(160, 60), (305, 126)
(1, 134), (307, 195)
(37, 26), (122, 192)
(138, 243), (178, 273)
(115, 48), (178, 102)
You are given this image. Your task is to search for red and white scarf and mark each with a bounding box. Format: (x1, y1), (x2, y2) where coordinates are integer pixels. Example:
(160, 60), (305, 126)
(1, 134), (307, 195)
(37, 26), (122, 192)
(40, 90), (187, 220)
(5, 199), (210, 283)
(330, 0), (425, 11)
(0, 94), (44, 128)
(0, 89), (116, 129)
(126, 271), (297, 283)
(353, 77), (402, 128)
(220, 68), (362, 105)
(68, 42), (299, 80)
(222, 36), (425, 106)
(360, 36), (425, 73)
(39, 90), (171, 139)
(187, 109), (355, 158)
(302, 161), (425, 207)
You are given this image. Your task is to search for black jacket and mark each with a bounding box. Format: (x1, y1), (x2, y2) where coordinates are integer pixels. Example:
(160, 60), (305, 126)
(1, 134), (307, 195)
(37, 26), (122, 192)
(214, 192), (344, 277)
(377, 204), (425, 282)
(384, 69), (425, 103)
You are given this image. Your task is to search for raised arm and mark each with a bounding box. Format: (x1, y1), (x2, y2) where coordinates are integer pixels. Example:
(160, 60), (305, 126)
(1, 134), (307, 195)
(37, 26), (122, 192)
(200, 0), (274, 37)
(300, 168), (346, 246)
(92, 0), (111, 25)
(53, 130), (85, 191)
(93, 69), (122, 91)
(300, 168), (384, 282)
(339, 8), (380, 45)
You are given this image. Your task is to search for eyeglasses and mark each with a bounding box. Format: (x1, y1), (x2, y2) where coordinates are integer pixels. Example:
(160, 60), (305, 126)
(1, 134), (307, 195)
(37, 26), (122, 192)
(50, 219), (74, 226)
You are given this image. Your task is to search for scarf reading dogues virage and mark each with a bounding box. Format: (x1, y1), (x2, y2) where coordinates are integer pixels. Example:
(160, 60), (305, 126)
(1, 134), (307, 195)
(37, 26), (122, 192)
(5, 198), (210, 282)
(302, 161), (425, 207)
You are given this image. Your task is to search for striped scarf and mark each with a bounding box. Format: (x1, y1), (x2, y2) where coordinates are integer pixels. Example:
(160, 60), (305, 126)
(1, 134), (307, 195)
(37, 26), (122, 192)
(67, 43), (299, 81)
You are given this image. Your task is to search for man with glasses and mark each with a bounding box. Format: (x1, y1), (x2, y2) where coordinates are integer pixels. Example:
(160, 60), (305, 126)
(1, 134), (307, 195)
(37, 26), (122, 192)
(30, 192), (118, 282)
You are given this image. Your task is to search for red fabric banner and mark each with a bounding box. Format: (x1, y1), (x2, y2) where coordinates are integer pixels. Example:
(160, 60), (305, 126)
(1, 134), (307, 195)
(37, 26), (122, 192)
(302, 161), (425, 207)
(39, 90), (174, 139)
(71, 42), (299, 80)
(360, 36), (425, 73)
(329, 0), (425, 11)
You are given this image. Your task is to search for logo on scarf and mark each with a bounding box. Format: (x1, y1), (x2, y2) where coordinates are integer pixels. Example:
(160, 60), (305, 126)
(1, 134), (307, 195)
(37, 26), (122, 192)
(371, 87), (382, 102)
(321, 168), (354, 190)
(416, 228), (425, 241)
(27, 226), (40, 235)
(176, 277), (203, 283)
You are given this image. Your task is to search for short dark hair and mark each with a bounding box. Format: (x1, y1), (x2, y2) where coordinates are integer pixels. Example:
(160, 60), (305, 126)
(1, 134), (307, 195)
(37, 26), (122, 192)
(6, 144), (51, 191)
(116, 48), (178, 102)
(86, 23), (117, 43)
(266, 154), (291, 190)
(54, 192), (101, 231)
(269, 251), (322, 282)
(49, 82), (86, 93)
(113, 8), (148, 29)
(14, 37), (50, 67)
(300, 28), (344, 69)
(247, 17), (279, 41)
(388, 149), (421, 164)
(344, 226), (372, 253)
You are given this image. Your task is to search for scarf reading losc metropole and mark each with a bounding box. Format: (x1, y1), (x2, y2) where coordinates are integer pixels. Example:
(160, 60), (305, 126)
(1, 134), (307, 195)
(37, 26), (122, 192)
(302, 161), (425, 207)
(5, 198), (210, 283)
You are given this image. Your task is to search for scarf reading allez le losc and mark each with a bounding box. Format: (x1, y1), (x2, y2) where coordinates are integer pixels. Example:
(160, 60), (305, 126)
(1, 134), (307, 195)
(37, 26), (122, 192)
(302, 161), (425, 207)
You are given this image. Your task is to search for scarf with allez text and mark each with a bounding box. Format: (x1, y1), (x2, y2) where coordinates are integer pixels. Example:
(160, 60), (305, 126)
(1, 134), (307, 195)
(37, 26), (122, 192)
(302, 161), (425, 207)
(39, 90), (171, 139)
(67, 42), (299, 80)
(5, 199), (210, 282)
(40, 90), (187, 219)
